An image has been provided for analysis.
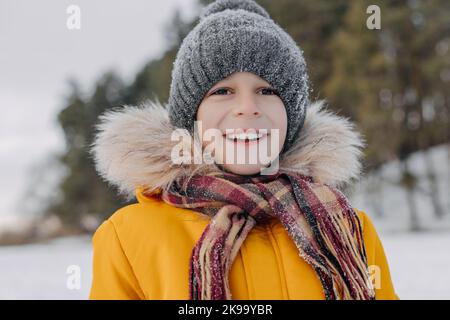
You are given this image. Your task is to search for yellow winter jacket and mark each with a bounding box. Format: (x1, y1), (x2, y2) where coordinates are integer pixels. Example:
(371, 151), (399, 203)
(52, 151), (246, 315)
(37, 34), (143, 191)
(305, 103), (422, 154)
(89, 186), (398, 300)
(89, 100), (399, 300)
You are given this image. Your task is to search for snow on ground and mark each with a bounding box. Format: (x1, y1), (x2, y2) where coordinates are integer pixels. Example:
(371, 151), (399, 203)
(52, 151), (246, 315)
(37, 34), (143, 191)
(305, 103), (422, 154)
(0, 231), (449, 299)
(0, 236), (92, 300)
(380, 230), (450, 299)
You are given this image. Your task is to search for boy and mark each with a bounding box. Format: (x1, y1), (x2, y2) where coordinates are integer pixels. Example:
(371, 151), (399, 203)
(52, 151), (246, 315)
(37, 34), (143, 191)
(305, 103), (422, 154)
(90, 0), (398, 300)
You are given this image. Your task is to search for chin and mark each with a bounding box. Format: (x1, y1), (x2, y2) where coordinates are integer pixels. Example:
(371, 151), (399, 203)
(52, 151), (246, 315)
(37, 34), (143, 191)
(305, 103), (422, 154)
(221, 163), (265, 176)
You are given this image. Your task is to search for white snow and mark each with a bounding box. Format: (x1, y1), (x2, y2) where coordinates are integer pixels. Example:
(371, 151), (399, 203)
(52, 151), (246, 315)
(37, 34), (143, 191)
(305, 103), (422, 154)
(380, 231), (450, 300)
(347, 144), (450, 299)
(0, 236), (92, 300)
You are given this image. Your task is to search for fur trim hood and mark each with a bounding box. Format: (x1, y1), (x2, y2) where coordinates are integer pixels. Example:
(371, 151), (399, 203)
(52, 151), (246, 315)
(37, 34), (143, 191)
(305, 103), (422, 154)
(90, 100), (366, 200)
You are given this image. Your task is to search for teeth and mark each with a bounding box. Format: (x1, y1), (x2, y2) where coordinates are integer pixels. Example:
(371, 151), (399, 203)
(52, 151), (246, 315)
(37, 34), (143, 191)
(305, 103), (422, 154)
(225, 132), (264, 141)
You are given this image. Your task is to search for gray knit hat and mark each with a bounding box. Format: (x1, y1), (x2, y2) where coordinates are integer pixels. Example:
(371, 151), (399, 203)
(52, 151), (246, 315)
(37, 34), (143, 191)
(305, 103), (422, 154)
(168, 0), (310, 153)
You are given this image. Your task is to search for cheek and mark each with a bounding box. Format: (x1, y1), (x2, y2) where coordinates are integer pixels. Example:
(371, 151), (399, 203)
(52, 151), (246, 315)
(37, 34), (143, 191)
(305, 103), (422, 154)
(196, 101), (226, 141)
(268, 101), (288, 141)
(196, 103), (212, 132)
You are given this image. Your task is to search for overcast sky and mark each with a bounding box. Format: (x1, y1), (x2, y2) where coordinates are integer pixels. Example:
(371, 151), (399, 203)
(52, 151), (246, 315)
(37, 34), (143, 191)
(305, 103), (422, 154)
(0, 0), (198, 230)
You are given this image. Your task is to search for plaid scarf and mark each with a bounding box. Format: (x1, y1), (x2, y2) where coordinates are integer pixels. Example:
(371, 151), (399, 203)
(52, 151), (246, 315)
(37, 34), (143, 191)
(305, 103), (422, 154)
(161, 170), (375, 300)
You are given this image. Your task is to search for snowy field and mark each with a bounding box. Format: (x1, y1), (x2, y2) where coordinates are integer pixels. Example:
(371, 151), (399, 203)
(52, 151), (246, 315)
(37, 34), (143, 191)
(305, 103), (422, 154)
(380, 231), (450, 299)
(0, 236), (93, 300)
(0, 231), (449, 300)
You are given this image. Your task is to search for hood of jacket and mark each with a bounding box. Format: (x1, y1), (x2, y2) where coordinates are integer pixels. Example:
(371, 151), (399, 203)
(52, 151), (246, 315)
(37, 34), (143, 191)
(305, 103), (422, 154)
(90, 100), (366, 200)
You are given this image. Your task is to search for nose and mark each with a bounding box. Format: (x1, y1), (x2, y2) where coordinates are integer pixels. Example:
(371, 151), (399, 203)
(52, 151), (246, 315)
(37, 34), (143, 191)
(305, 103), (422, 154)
(232, 91), (261, 118)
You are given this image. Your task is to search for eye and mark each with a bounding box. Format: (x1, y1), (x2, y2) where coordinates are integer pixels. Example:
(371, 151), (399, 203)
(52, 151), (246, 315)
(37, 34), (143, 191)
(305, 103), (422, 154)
(210, 88), (232, 96)
(259, 87), (279, 96)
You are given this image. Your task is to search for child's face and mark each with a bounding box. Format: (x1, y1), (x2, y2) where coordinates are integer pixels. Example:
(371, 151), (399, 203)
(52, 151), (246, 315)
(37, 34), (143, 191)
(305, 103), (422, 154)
(196, 71), (287, 175)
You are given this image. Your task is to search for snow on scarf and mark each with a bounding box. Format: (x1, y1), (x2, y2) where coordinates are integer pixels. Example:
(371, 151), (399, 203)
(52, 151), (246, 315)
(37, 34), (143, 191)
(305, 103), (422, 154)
(161, 170), (375, 300)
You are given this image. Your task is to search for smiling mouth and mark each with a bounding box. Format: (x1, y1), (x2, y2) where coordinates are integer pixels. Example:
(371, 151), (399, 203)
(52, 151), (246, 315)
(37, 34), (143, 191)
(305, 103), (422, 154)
(223, 130), (269, 143)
